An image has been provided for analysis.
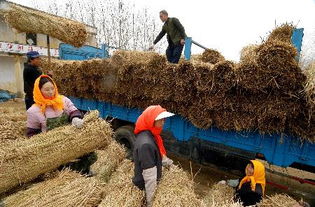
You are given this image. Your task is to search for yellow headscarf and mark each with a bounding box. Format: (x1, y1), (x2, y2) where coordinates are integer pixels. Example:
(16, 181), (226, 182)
(238, 160), (266, 195)
(33, 75), (64, 113)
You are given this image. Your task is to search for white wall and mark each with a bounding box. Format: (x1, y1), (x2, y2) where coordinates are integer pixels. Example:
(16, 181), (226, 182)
(0, 55), (24, 94)
(0, 17), (26, 44)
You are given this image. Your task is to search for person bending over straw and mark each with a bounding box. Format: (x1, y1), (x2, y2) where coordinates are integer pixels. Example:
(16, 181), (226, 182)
(132, 105), (175, 207)
(235, 160), (266, 206)
(219, 160), (266, 206)
(26, 75), (96, 175)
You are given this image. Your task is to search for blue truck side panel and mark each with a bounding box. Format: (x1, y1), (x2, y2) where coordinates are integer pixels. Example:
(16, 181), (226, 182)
(59, 43), (109, 60)
(70, 97), (315, 168)
(60, 42), (315, 169)
(291, 28), (304, 60)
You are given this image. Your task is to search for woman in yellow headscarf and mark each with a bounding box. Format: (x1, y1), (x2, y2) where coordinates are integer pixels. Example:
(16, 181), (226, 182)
(26, 75), (96, 175)
(235, 160), (266, 206)
(26, 75), (83, 136)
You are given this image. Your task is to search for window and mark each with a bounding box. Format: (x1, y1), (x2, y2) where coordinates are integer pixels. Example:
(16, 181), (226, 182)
(26, 33), (37, 46)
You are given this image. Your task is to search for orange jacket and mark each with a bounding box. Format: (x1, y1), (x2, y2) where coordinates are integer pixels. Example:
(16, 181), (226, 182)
(134, 105), (167, 157)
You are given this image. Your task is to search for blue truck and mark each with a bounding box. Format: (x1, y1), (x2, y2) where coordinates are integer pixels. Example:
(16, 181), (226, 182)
(57, 29), (315, 177)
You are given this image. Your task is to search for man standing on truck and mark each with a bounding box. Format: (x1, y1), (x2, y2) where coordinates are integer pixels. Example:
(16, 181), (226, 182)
(149, 10), (187, 64)
(23, 51), (42, 110)
(132, 105), (174, 207)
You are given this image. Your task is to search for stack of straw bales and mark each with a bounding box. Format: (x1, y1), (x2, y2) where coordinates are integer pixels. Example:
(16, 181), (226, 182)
(91, 140), (126, 183)
(152, 165), (203, 207)
(99, 159), (144, 207)
(0, 2), (87, 47)
(2, 169), (104, 207)
(0, 110), (112, 194)
(40, 24), (315, 142)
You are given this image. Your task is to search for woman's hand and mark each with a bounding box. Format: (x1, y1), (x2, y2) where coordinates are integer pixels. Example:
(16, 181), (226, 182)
(72, 117), (84, 128)
(162, 156), (173, 167)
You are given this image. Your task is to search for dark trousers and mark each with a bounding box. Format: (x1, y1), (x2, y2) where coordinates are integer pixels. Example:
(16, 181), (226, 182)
(166, 44), (184, 64)
(25, 97), (34, 110)
(58, 152), (97, 175)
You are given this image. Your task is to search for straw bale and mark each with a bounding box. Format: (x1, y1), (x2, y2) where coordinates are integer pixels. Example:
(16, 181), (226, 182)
(192, 62), (215, 92)
(1, 4), (87, 47)
(184, 94), (215, 129)
(235, 63), (271, 91)
(152, 165), (202, 207)
(0, 110), (113, 194)
(236, 62), (306, 93)
(267, 23), (295, 43)
(287, 109), (315, 143)
(256, 40), (297, 71)
(3, 169), (104, 207)
(257, 194), (298, 207)
(211, 60), (236, 93)
(201, 49), (225, 64)
(240, 44), (259, 64)
(190, 54), (203, 62)
(0, 101), (26, 146)
(99, 159), (144, 207)
(304, 62), (315, 107)
(0, 110), (26, 141)
(91, 140), (126, 183)
(171, 61), (196, 103)
(40, 58), (115, 97)
(202, 183), (242, 207)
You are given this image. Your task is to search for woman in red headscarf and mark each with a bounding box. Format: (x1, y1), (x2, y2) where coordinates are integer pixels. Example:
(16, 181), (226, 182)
(132, 105), (174, 207)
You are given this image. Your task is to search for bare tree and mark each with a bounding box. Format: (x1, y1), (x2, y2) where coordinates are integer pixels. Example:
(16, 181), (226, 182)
(23, 0), (167, 52)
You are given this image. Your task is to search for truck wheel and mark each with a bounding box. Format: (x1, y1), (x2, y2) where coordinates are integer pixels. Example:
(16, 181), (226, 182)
(114, 125), (136, 159)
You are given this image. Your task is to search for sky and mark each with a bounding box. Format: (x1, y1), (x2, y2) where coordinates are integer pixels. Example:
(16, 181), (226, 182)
(134, 0), (315, 62)
(7, 0), (315, 63)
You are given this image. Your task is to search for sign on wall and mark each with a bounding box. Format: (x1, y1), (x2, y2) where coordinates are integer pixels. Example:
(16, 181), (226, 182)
(0, 41), (59, 57)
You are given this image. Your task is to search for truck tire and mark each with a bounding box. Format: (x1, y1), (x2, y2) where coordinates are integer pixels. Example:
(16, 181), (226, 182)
(114, 125), (136, 159)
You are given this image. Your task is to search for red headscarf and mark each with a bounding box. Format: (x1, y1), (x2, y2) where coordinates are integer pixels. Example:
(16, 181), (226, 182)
(134, 105), (167, 157)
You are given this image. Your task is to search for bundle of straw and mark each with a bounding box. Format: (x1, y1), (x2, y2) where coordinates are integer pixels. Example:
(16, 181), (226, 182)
(0, 110), (112, 194)
(257, 194), (298, 207)
(267, 23), (295, 43)
(201, 49), (225, 64)
(202, 183), (242, 207)
(0, 101), (26, 144)
(99, 159), (144, 207)
(256, 40), (298, 71)
(152, 165), (203, 207)
(3, 169), (104, 207)
(91, 140), (126, 183)
(1, 3), (87, 47)
(239, 44), (259, 64)
(304, 62), (315, 107)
